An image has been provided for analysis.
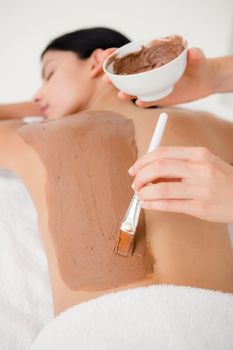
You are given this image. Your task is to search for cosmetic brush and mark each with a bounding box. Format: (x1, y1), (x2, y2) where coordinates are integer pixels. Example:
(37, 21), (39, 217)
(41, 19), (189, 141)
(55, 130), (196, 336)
(114, 112), (168, 257)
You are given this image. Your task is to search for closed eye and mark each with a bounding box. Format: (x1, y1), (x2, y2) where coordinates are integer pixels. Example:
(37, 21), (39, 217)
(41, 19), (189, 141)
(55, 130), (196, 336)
(45, 71), (54, 81)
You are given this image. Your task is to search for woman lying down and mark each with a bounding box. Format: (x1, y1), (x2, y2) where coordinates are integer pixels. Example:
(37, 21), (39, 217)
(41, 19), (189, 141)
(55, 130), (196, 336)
(0, 27), (233, 322)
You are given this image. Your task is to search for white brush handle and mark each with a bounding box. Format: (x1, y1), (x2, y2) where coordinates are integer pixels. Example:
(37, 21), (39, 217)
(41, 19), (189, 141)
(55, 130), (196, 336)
(147, 112), (168, 153)
(121, 113), (168, 234)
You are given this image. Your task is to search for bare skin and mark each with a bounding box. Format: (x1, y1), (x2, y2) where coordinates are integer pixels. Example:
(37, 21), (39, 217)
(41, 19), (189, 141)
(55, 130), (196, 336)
(0, 101), (43, 120)
(1, 90), (233, 317)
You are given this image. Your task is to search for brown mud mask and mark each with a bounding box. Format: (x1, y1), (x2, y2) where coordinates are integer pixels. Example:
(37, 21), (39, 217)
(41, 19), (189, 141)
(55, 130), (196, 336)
(110, 35), (185, 75)
(19, 111), (154, 291)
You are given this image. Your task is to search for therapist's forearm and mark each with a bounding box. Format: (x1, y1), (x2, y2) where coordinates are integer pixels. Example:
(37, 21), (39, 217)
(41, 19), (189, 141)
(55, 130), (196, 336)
(0, 101), (42, 120)
(212, 56), (233, 94)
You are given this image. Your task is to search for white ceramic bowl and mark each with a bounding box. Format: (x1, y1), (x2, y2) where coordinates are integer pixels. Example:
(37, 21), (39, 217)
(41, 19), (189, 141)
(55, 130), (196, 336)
(103, 38), (188, 102)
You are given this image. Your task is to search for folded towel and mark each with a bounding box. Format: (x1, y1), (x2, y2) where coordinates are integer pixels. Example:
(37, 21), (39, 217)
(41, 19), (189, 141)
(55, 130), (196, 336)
(31, 285), (233, 350)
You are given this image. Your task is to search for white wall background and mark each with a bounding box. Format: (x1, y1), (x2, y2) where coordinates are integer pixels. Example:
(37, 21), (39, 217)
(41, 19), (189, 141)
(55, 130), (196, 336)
(0, 0), (233, 111)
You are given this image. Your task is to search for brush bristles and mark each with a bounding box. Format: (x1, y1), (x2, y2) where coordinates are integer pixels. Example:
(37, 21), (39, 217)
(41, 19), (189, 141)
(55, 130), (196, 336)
(114, 230), (135, 257)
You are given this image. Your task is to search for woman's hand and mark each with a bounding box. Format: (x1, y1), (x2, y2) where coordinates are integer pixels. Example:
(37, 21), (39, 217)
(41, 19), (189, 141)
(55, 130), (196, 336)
(103, 48), (216, 107)
(129, 146), (233, 223)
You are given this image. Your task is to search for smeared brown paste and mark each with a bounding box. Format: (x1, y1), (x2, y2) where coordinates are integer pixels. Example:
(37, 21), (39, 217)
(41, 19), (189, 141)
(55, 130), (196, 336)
(19, 111), (154, 290)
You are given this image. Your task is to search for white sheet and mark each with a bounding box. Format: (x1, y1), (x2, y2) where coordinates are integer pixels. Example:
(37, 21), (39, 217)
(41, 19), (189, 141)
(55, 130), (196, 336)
(0, 172), (53, 350)
(31, 285), (233, 350)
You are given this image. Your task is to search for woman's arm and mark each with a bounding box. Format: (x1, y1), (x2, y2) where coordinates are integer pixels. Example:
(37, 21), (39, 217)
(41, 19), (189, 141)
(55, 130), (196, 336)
(0, 101), (43, 120)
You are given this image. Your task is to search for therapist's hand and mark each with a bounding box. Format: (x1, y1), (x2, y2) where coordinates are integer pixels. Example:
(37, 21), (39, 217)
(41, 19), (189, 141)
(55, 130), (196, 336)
(129, 146), (233, 223)
(103, 48), (215, 107)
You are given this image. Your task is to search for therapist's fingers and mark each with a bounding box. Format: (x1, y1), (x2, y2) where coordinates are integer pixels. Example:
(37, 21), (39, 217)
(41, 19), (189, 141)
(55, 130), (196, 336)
(129, 146), (216, 176)
(132, 159), (195, 191)
(135, 152), (233, 223)
(138, 182), (197, 201)
(139, 198), (199, 216)
(135, 48), (206, 108)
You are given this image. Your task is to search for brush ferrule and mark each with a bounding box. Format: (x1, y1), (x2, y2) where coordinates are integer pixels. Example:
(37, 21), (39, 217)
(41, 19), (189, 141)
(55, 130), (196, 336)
(120, 193), (141, 234)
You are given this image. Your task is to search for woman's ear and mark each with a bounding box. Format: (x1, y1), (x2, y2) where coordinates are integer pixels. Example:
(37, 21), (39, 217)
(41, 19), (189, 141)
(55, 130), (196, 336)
(89, 48), (116, 78)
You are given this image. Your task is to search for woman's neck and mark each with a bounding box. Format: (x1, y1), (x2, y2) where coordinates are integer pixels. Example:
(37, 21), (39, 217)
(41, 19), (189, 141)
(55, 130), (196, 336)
(86, 80), (137, 118)
(84, 78), (162, 128)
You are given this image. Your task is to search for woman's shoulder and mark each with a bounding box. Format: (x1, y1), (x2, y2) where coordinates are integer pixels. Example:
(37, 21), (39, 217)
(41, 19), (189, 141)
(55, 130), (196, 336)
(162, 107), (233, 164)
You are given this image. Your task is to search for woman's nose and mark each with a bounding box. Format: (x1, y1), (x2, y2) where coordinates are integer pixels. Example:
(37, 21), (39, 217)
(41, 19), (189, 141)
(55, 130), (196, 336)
(33, 88), (43, 104)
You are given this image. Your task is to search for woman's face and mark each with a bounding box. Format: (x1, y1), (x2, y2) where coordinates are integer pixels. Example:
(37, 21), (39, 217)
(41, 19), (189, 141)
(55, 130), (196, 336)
(34, 50), (96, 119)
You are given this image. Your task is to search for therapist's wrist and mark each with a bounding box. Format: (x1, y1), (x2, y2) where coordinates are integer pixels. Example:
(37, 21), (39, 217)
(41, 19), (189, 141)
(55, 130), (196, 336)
(208, 58), (220, 95)
(211, 56), (233, 94)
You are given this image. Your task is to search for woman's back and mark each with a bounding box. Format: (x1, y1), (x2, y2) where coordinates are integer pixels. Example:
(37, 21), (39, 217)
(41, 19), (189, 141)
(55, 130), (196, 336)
(13, 107), (233, 316)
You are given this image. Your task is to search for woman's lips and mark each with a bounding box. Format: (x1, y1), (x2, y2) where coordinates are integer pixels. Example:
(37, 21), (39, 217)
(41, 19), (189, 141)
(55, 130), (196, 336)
(41, 105), (49, 115)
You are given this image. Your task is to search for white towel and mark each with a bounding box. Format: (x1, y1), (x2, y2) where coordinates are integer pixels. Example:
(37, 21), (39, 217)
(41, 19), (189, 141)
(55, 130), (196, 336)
(31, 285), (233, 350)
